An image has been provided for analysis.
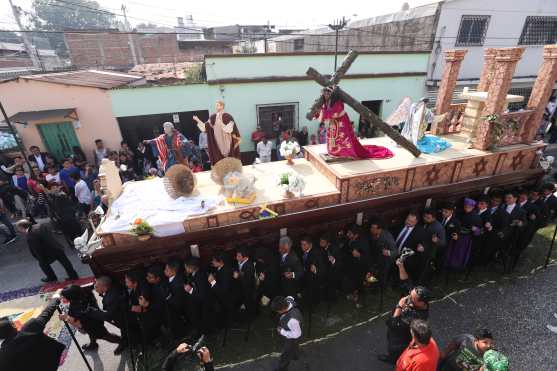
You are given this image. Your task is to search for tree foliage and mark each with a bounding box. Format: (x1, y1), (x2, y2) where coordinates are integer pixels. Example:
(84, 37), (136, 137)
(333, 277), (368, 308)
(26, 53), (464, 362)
(31, 0), (116, 56)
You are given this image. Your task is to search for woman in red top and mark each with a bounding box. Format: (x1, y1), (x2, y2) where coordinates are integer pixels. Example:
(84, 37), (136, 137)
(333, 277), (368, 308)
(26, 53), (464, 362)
(27, 166), (49, 217)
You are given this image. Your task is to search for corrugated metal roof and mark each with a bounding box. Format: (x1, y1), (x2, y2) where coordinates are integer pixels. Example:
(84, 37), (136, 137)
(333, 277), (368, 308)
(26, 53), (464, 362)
(19, 70), (144, 89)
(6, 108), (76, 123)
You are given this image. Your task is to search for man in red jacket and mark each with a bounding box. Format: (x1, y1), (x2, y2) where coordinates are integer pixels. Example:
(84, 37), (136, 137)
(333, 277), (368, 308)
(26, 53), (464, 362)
(396, 319), (440, 371)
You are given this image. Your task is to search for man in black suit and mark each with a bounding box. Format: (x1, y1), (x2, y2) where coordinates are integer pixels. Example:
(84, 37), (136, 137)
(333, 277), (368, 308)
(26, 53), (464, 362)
(185, 258), (209, 302)
(300, 236), (326, 305)
(345, 224), (372, 308)
(417, 208), (446, 283)
(28, 145), (49, 172)
(183, 277), (204, 337)
(542, 183), (557, 221)
(125, 271), (163, 344)
(395, 212), (424, 283)
(369, 219), (396, 284)
(0, 298), (65, 371)
(92, 276), (128, 354)
(16, 219), (79, 283)
(499, 191), (526, 271)
(208, 254), (233, 329)
(319, 233), (343, 300)
(278, 236), (303, 298)
(234, 247), (257, 317)
(164, 259), (186, 338)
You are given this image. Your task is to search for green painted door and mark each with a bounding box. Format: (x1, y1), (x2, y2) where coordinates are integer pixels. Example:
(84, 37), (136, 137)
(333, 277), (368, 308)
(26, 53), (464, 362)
(37, 122), (80, 161)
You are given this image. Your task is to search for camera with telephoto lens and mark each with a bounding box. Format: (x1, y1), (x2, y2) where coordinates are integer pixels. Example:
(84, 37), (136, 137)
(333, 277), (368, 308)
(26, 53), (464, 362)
(399, 247), (415, 262)
(182, 335), (205, 359)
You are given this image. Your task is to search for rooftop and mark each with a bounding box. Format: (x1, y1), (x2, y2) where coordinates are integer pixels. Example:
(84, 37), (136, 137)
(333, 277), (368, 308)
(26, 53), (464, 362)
(18, 70), (144, 89)
(269, 1), (440, 42)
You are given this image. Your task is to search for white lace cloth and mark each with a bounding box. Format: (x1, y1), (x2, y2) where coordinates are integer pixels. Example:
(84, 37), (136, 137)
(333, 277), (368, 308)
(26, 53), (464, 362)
(99, 177), (223, 237)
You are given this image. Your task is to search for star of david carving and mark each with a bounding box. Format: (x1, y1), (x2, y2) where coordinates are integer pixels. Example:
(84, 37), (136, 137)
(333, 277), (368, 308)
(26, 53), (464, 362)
(473, 158), (488, 177)
(425, 166), (441, 186)
(511, 151), (525, 171)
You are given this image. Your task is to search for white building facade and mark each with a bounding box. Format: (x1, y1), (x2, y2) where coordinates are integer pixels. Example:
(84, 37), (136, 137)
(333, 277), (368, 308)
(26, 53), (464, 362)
(428, 0), (557, 103)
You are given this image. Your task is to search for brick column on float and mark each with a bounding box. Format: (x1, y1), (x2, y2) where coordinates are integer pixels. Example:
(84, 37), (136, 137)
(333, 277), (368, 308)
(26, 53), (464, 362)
(477, 48), (497, 92)
(522, 45), (557, 143)
(435, 49), (468, 115)
(473, 47), (525, 150)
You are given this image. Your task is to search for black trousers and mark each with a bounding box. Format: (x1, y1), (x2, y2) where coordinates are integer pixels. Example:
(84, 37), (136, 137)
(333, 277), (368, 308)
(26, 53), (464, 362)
(38, 250), (78, 280)
(278, 339), (300, 371)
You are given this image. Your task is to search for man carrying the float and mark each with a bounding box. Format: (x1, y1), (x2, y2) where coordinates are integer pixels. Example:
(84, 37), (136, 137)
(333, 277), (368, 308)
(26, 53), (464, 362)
(193, 100), (241, 166)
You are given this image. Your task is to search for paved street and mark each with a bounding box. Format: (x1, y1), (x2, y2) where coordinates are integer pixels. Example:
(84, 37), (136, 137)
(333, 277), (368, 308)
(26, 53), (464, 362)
(222, 264), (557, 371)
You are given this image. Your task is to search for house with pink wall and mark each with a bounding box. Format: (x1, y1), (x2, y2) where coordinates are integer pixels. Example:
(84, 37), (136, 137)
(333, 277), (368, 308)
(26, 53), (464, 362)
(0, 70), (144, 162)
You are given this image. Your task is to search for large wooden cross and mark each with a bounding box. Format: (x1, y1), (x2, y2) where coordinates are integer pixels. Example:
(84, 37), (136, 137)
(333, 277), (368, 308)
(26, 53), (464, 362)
(306, 51), (421, 157)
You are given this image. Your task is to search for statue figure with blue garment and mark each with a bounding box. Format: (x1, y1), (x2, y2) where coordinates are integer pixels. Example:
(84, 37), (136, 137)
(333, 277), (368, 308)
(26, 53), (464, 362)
(388, 97), (451, 154)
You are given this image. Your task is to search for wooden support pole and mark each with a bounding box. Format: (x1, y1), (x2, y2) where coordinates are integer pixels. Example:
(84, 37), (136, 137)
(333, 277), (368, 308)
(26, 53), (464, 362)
(305, 50), (359, 120)
(306, 67), (421, 157)
(329, 50), (358, 86)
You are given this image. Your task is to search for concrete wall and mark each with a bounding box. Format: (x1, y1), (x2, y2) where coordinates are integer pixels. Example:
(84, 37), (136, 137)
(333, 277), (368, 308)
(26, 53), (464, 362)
(111, 53), (429, 152)
(428, 0), (557, 87)
(270, 3), (439, 54)
(205, 52), (429, 80)
(0, 79), (123, 162)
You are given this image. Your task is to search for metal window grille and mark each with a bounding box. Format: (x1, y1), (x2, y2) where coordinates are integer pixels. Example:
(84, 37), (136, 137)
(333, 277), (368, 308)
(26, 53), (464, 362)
(507, 87), (533, 111)
(455, 15), (490, 46)
(518, 16), (557, 45)
(293, 38), (305, 51)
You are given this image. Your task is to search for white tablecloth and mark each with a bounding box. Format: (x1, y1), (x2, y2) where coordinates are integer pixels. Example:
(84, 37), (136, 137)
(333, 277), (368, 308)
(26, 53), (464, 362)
(99, 178), (223, 237)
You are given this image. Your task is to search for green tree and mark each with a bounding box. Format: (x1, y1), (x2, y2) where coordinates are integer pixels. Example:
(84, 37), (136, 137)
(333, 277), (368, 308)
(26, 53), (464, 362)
(31, 0), (116, 56)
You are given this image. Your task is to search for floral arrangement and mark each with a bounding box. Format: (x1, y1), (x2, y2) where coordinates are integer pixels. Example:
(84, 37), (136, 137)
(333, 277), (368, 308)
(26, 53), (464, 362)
(279, 140), (301, 158)
(483, 113), (520, 150)
(130, 218), (154, 236)
(277, 171), (306, 194)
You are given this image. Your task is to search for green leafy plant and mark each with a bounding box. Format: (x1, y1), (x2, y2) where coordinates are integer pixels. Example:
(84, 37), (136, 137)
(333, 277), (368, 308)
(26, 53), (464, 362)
(130, 218), (154, 236)
(483, 113), (520, 150)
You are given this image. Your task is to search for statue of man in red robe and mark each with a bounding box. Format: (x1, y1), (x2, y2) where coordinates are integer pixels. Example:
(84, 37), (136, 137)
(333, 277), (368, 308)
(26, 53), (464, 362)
(193, 100), (241, 166)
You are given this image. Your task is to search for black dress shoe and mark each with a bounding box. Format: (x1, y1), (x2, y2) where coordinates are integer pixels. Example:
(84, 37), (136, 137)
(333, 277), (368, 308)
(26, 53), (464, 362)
(377, 354), (395, 364)
(41, 277), (58, 283)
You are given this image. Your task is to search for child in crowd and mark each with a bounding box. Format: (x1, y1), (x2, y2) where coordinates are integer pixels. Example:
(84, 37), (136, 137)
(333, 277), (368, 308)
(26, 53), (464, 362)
(45, 166), (61, 188)
(12, 166), (28, 192)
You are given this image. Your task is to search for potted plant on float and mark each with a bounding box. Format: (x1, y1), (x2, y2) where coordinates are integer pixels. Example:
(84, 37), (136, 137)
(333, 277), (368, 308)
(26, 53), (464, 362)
(279, 140), (301, 165)
(130, 218), (154, 241)
(277, 171), (305, 198)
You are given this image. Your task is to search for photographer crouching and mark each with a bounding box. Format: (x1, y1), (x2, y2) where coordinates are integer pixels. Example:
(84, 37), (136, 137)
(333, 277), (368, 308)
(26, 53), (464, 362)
(377, 257), (431, 364)
(162, 340), (214, 371)
(0, 298), (65, 371)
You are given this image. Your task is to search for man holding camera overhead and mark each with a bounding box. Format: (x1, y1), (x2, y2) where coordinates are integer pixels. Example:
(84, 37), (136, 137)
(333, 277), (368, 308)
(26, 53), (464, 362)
(378, 258), (431, 365)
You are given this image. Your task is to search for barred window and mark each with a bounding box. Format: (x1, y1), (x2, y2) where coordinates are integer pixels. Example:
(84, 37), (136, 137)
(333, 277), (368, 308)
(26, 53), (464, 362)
(519, 16), (557, 45)
(455, 15), (490, 46)
(294, 38), (304, 51)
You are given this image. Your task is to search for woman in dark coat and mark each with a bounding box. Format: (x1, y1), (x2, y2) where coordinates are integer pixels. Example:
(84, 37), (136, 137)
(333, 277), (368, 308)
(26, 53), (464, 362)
(60, 285), (120, 350)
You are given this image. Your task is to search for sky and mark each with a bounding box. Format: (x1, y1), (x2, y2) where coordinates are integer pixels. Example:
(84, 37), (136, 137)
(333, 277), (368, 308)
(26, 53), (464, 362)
(0, 0), (438, 31)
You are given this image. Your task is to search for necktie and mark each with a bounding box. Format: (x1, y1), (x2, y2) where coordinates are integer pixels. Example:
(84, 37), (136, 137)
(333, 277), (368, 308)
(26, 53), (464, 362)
(396, 227), (409, 249)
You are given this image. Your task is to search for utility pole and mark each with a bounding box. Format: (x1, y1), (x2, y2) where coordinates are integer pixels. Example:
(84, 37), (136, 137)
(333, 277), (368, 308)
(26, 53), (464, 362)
(264, 20), (270, 53)
(122, 4), (138, 66)
(328, 17), (348, 72)
(121, 4), (131, 31)
(8, 0), (41, 70)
